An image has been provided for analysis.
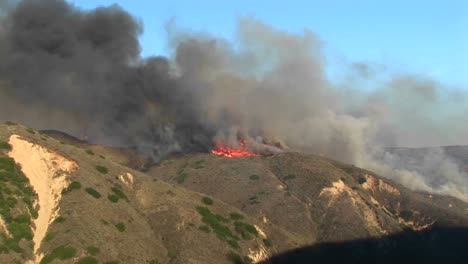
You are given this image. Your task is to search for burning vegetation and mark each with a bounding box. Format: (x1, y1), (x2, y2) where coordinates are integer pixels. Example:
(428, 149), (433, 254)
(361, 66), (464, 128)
(211, 140), (260, 157)
(211, 139), (283, 157)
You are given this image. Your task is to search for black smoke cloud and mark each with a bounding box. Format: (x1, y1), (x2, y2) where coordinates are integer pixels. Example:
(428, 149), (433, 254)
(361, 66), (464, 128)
(0, 0), (467, 200)
(0, 0), (215, 157)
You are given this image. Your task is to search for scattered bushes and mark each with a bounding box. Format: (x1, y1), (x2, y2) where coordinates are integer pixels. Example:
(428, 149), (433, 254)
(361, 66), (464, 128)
(53, 216), (66, 224)
(263, 238), (273, 247)
(249, 175), (260, 180)
(62, 181), (81, 194)
(4, 121), (16, 125)
(226, 251), (243, 264)
(86, 246), (100, 256)
(95, 165), (108, 174)
(107, 186), (128, 203)
(0, 141), (12, 151)
(111, 187), (128, 201)
(229, 213), (244, 221)
(26, 128), (35, 134)
(40, 245), (77, 264)
(76, 256), (99, 264)
(176, 169), (188, 184)
(196, 206), (237, 242)
(115, 222), (126, 232)
(85, 149), (95, 155)
(0, 154), (36, 253)
(85, 188), (101, 199)
(227, 239), (240, 249)
(44, 232), (56, 242)
(202, 196), (214, 205)
(234, 221), (258, 240)
(107, 194), (119, 203)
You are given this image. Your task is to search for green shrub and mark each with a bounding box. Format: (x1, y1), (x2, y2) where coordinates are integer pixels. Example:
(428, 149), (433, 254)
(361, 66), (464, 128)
(86, 246), (100, 256)
(196, 206), (237, 242)
(263, 238), (273, 247)
(115, 222), (126, 232)
(76, 256), (99, 264)
(202, 196), (214, 205)
(85, 188), (101, 199)
(148, 260), (160, 264)
(53, 216), (66, 224)
(99, 155), (106, 159)
(227, 239), (239, 249)
(4, 121), (16, 126)
(284, 174), (296, 180)
(6, 197), (18, 208)
(249, 174), (260, 180)
(107, 194), (119, 203)
(62, 181), (81, 194)
(44, 232), (56, 242)
(14, 214), (31, 224)
(95, 165), (108, 174)
(0, 156), (16, 172)
(26, 128), (36, 134)
(358, 177), (367, 184)
(234, 221), (258, 240)
(40, 245), (77, 264)
(226, 251), (243, 264)
(0, 141), (12, 151)
(85, 149), (95, 155)
(193, 160), (205, 169)
(111, 187), (128, 201)
(8, 221), (33, 241)
(104, 261), (120, 264)
(176, 171), (188, 184)
(229, 213), (244, 221)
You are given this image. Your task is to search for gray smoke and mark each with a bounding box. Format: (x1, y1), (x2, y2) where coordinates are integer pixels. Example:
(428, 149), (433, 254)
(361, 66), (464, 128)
(0, 0), (467, 201)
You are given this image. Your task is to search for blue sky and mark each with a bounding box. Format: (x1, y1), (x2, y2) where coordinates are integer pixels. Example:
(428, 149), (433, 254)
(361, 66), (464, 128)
(71, 0), (468, 86)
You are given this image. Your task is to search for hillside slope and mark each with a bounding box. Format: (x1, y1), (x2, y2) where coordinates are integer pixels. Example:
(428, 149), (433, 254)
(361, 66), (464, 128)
(147, 151), (468, 248)
(1, 122), (467, 264)
(0, 123), (287, 264)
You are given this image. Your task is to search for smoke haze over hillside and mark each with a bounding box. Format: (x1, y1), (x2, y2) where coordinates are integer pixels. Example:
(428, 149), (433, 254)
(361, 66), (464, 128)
(0, 0), (467, 200)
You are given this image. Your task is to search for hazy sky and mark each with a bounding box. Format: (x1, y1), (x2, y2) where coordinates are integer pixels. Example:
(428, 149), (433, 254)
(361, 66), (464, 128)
(71, 0), (468, 86)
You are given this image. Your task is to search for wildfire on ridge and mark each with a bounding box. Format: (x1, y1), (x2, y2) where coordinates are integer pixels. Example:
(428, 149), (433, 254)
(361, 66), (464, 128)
(211, 139), (260, 157)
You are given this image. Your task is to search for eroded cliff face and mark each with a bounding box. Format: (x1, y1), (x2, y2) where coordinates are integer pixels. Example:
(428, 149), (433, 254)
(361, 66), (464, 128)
(8, 135), (77, 263)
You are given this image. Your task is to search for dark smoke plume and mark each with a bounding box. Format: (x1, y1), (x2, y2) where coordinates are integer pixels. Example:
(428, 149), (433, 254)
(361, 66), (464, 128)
(0, 0), (467, 200)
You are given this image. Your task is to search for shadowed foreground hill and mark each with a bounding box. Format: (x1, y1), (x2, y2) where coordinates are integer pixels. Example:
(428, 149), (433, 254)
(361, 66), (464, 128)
(0, 122), (467, 263)
(260, 226), (468, 264)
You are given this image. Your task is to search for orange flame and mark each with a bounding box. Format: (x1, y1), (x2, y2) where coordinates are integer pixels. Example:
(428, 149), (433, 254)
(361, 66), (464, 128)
(211, 139), (260, 157)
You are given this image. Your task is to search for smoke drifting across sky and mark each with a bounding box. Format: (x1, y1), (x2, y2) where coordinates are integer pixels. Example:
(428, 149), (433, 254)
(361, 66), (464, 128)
(0, 0), (467, 200)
